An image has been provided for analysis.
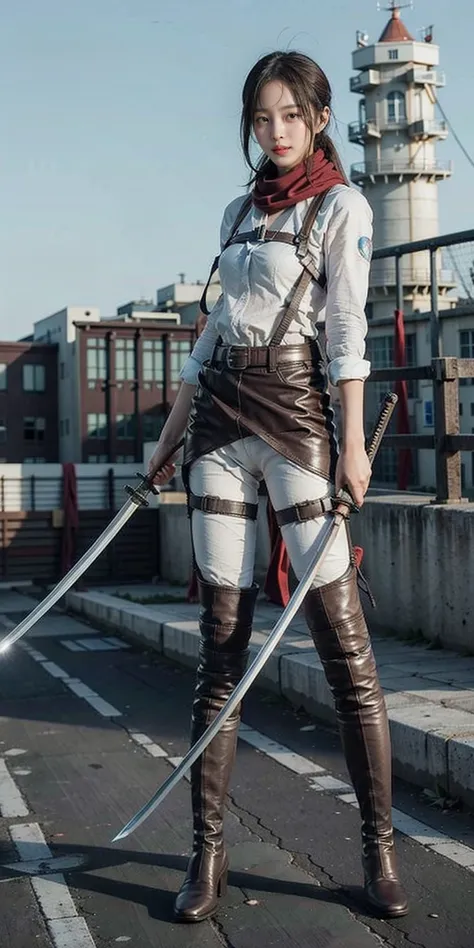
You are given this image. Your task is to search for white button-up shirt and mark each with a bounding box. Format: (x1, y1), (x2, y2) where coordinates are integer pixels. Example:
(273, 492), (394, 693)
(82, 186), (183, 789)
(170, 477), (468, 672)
(180, 184), (372, 387)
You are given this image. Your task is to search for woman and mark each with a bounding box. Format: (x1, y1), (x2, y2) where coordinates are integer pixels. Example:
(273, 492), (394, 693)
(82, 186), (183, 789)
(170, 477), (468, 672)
(148, 51), (408, 923)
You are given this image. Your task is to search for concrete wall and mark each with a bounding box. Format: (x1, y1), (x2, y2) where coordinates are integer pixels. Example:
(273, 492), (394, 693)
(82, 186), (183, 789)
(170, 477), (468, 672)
(158, 495), (474, 653)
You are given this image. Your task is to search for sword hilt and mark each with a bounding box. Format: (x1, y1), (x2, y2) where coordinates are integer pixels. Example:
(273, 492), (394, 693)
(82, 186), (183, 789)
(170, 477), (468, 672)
(366, 391), (398, 465)
(123, 437), (185, 507)
(336, 391), (398, 514)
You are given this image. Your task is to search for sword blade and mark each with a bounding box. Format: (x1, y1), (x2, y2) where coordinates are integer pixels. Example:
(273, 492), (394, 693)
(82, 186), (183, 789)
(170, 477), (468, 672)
(0, 498), (138, 653)
(112, 510), (343, 842)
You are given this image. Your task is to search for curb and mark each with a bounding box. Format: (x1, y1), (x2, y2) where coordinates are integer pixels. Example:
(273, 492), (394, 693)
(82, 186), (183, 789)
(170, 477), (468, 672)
(65, 589), (474, 810)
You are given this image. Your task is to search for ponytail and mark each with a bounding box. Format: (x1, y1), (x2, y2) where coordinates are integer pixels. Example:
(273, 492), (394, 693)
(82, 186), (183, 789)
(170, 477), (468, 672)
(317, 131), (349, 186)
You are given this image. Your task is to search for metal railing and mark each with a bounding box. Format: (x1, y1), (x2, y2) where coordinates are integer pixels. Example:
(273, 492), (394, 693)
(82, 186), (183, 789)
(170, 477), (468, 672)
(348, 121), (381, 143)
(350, 70), (381, 93)
(369, 267), (455, 288)
(408, 119), (448, 139)
(409, 68), (446, 87)
(368, 228), (474, 500)
(351, 159), (453, 182)
(369, 358), (474, 503)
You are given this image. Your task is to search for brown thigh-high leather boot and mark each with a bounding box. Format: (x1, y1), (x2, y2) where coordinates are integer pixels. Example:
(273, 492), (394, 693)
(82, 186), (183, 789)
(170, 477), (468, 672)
(174, 577), (259, 923)
(303, 565), (408, 918)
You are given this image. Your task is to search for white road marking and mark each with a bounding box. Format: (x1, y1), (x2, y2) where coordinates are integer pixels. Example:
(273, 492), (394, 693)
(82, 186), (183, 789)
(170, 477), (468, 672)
(48, 916), (97, 948)
(60, 641), (86, 652)
(309, 775), (352, 793)
(128, 732), (167, 758)
(32, 874), (78, 919)
(85, 696), (122, 718)
(42, 662), (70, 679)
(239, 727), (326, 776)
(10, 823), (50, 860)
(0, 760), (29, 817)
(4, 747), (27, 757)
(10, 822), (98, 947)
(65, 679), (97, 699)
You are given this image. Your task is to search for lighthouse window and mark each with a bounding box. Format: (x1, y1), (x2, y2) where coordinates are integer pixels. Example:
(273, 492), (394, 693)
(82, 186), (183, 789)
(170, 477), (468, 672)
(387, 90), (406, 123)
(388, 49), (399, 60)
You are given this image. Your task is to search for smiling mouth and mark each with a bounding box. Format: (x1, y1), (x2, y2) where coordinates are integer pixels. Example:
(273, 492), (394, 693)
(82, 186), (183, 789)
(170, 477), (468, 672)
(273, 146), (290, 154)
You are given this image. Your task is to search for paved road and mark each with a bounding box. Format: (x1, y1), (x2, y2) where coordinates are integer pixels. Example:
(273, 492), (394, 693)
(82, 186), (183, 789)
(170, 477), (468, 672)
(0, 595), (474, 948)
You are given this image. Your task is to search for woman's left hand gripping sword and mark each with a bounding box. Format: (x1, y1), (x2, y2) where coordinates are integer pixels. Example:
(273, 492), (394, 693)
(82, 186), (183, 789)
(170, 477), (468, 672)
(0, 439), (184, 655)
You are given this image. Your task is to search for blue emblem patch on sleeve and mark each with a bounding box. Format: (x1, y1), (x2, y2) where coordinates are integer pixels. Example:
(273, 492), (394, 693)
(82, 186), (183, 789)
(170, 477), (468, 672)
(358, 236), (372, 262)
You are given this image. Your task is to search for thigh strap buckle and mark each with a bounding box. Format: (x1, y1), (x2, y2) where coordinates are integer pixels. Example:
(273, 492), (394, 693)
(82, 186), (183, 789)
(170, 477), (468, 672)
(189, 493), (259, 520)
(275, 495), (334, 527)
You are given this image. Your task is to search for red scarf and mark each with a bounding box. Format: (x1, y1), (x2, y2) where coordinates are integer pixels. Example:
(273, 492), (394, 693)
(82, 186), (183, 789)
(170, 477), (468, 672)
(253, 148), (345, 212)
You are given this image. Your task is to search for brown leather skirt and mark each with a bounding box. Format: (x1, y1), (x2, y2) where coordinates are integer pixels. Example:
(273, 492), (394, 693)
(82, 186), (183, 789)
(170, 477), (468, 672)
(183, 341), (338, 483)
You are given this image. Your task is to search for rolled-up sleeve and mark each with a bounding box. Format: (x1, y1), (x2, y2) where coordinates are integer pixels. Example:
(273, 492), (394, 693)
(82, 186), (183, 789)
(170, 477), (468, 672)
(323, 189), (372, 386)
(179, 196), (248, 385)
(179, 299), (222, 384)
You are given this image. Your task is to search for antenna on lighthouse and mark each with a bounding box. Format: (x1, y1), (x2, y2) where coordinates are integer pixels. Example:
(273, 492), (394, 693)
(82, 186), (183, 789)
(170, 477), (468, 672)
(419, 24), (434, 43)
(376, 1), (414, 13)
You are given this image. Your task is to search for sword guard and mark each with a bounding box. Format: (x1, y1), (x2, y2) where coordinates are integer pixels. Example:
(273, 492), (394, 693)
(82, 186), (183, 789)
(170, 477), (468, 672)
(332, 488), (360, 516)
(124, 472), (160, 507)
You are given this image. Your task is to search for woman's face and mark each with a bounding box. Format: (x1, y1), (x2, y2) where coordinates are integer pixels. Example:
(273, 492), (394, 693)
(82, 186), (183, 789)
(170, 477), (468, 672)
(253, 80), (328, 175)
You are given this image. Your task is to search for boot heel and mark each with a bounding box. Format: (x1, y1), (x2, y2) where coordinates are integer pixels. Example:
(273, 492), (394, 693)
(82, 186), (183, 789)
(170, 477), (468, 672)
(217, 867), (228, 898)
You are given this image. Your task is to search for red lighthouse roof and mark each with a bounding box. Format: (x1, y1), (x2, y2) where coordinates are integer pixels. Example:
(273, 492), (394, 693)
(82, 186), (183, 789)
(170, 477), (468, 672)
(379, 7), (414, 43)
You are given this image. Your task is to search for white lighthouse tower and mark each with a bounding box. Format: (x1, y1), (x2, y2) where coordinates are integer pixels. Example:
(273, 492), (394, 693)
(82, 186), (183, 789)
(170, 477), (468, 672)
(349, 2), (453, 319)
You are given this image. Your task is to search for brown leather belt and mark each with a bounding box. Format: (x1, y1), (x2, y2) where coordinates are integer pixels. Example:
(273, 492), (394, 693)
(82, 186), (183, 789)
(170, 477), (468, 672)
(211, 342), (316, 371)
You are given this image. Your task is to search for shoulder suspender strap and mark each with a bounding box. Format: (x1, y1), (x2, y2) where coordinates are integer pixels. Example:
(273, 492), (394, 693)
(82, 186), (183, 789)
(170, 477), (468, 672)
(269, 188), (331, 348)
(199, 195), (253, 316)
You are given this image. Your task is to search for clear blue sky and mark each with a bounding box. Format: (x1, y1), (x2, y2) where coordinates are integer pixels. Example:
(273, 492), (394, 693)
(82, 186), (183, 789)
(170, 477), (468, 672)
(1, 0), (473, 339)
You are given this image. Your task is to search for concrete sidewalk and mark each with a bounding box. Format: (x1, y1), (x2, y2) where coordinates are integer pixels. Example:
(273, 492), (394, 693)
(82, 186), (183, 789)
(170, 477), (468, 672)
(64, 582), (474, 809)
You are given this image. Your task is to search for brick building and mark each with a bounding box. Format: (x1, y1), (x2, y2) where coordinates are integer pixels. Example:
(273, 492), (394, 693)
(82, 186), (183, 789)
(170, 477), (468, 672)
(75, 319), (194, 463)
(0, 341), (59, 462)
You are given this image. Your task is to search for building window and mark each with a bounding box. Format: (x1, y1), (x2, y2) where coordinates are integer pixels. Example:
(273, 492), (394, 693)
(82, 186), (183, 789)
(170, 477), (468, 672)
(23, 364), (45, 392)
(0, 420), (6, 442)
(143, 412), (165, 442)
(116, 455), (135, 463)
(460, 403), (463, 416)
(0, 364), (7, 390)
(116, 413), (135, 439)
(424, 401), (433, 427)
(372, 448), (398, 484)
(116, 338), (136, 381)
(387, 90), (406, 123)
(459, 330), (474, 386)
(24, 457), (46, 463)
(87, 412), (107, 439)
(87, 454), (108, 463)
(388, 49), (399, 61)
(170, 339), (192, 388)
(24, 417), (45, 442)
(143, 339), (164, 383)
(460, 330), (474, 357)
(366, 332), (417, 399)
(87, 337), (107, 381)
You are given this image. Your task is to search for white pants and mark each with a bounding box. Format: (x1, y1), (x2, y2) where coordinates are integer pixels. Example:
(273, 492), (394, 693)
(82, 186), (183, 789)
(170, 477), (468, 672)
(189, 436), (350, 589)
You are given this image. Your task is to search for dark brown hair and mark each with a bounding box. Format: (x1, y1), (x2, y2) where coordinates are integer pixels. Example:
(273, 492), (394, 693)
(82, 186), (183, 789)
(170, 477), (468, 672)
(240, 51), (348, 184)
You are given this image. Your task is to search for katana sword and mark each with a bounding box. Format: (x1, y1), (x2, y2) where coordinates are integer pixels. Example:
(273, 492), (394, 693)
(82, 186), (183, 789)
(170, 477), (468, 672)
(112, 392), (398, 842)
(0, 440), (184, 655)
